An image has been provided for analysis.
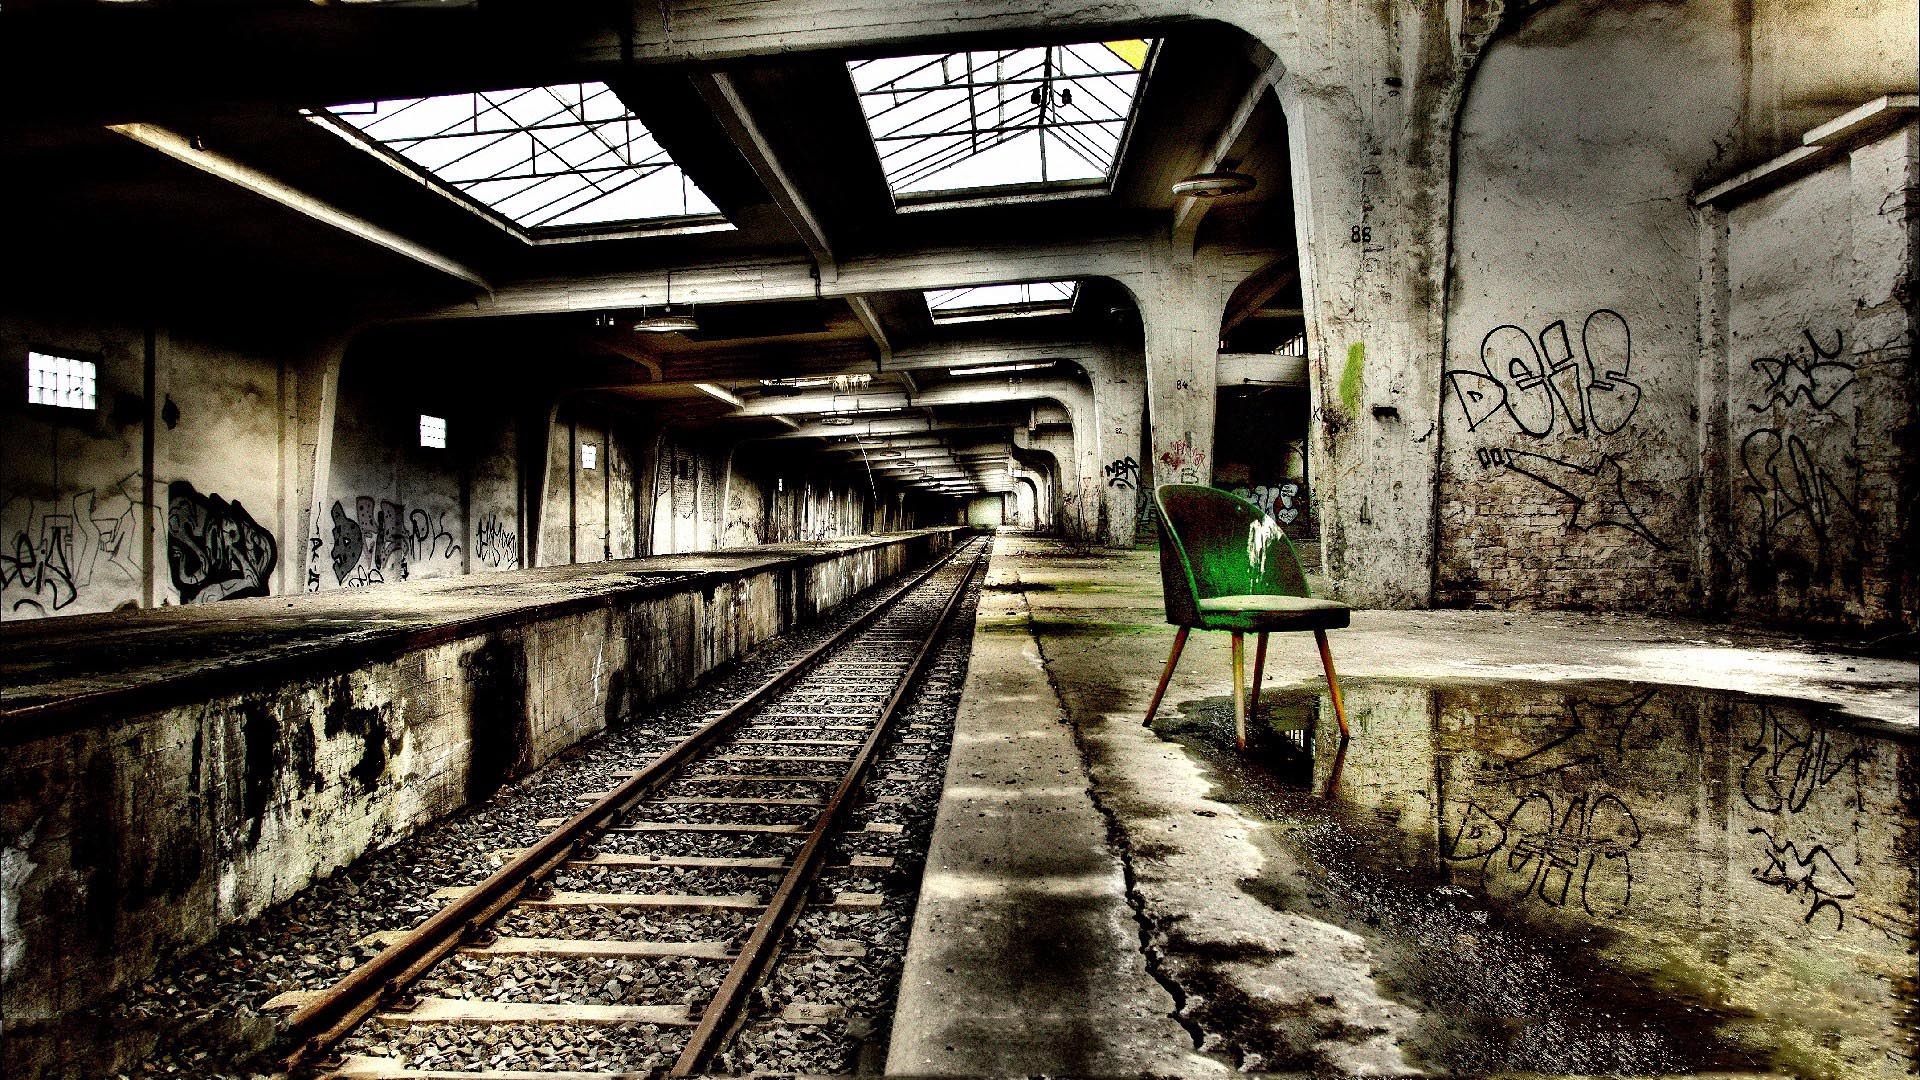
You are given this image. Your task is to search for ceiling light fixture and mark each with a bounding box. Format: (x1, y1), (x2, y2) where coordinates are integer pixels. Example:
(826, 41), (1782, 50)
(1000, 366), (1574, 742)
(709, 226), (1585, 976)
(1171, 170), (1256, 198)
(634, 269), (699, 333)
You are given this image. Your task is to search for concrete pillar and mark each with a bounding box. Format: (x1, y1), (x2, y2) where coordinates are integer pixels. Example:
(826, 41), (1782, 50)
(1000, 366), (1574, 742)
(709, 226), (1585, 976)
(289, 332), (351, 596)
(1085, 345), (1147, 546)
(1271, 5), (1476, 608)
(1133, 254), (1226, 496)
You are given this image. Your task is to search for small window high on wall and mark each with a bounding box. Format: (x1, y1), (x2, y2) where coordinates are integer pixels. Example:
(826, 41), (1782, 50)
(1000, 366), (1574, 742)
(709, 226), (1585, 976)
(27, 351), (96, 411)
(419, 414), (447, 448)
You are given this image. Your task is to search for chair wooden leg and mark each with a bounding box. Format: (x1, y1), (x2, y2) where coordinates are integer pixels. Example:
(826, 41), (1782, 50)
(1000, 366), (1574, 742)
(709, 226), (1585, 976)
(1231, 632), (1248, 751)
(1143, 627), (1190, 726)
(1249, 632), (1268, 723)
(1314, 629), (1350, 738)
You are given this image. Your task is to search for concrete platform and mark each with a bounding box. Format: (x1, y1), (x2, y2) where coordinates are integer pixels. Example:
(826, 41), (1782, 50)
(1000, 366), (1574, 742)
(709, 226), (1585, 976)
(890, 534), (1918, 1078)
(0, 529), (961, 1053)
(1, 530), (961, 738)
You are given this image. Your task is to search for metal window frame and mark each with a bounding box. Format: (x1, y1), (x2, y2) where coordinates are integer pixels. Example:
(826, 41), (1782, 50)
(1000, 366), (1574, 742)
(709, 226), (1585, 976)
(923, 280), (1081, 325)
(308, 83), (734, 245)
(25, 349), (99, 412)
(849, 40), (1161, 208)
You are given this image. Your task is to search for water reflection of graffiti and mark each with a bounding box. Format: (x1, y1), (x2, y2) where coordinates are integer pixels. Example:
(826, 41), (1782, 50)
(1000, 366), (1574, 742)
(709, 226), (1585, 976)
(166, 480), (277, 603)
(1749, 328), (1854, 414)
(1503, 689), (1657, 781)
(1749, 827), (1856, 929)
(476, 512), (519, 569)
(1447, 309), (1640, 438)
(1477, 448), (1667, 550)
(1102, 456), (1140, 490)
(1443, 790), (1642, 918)
(1740, 708), (1863, 815)
(2, 474), (141, 616)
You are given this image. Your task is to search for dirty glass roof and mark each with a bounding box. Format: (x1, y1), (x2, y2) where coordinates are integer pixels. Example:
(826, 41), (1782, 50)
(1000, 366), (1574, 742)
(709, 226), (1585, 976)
(849, 40), (1155, 198)
(314, 82), (721, 232)
(924, 280), (1079, 323)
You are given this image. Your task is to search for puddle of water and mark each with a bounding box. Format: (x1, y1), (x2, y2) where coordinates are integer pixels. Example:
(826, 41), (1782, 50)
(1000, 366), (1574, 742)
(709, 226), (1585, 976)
(1156, 679), (1919, 1080)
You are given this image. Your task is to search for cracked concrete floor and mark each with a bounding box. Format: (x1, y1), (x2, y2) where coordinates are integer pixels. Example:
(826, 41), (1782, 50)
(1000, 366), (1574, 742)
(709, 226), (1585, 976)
(889, 535), (1917, 1079)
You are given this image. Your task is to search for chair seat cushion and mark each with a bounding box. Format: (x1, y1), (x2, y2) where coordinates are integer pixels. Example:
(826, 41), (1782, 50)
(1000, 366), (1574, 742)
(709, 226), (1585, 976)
(1194, 593), (1351, 632)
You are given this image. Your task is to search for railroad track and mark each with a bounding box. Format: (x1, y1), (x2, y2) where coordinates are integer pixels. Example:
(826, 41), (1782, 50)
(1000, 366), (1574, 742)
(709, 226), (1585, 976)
(273, 538), (989, 1078)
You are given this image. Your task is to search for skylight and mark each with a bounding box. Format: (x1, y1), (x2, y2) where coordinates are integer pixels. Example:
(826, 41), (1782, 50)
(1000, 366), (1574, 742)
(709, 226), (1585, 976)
(849, 40), (1154, 198)
(316, 83), (720, 232)
(924, 281), (1079, 324)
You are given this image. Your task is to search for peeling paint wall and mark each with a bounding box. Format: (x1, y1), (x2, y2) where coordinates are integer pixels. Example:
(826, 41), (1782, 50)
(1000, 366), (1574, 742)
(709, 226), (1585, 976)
(1437, 1), (1739, 610)
(2, 312), (292, 620)
(1436, 0), (1916, 629)
(1715, 126), (1917, 631)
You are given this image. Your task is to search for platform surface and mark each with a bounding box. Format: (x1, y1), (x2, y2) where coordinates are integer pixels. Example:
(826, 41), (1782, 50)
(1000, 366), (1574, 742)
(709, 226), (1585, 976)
(0, 530), (956, 731)
(889, 533), (1916, 1078)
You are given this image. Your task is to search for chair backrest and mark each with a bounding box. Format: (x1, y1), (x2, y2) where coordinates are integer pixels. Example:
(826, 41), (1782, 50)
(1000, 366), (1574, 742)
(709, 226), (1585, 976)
(1154, 484), (1309, 626)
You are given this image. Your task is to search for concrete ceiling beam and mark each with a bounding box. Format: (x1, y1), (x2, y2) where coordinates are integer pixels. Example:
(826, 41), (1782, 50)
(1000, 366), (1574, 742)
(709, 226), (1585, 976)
(1217, 352), (1308, 387)
(108, 123), (490, 292)
(846, 295), (896, 371)
(767, 415), (1014, 440)
(731, 376), (1088, 418)
(889, 337), (1104, 373)
(418, 235), (1155, 321)
(690, 69), (838, 279)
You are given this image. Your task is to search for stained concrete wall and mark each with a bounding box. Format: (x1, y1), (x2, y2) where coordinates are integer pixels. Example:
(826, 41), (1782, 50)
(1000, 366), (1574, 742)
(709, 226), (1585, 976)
(1713, 124), (1918, 631)
(323, 357), (472, 588)
(643, 435), (886, 554)
(4, 316), (926, 616)
(1434, 0), (1916, 629)
(967, 494), (1006, 527)
(0, 528), (961, 1074)
(2, 312), (292, 620)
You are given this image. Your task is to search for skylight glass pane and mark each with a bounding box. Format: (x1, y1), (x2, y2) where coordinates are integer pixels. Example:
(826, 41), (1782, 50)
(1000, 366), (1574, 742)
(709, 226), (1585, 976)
(319, 83), (720, 230)
(925, 280), (1079, 323)
(849, 41), (1153, 197)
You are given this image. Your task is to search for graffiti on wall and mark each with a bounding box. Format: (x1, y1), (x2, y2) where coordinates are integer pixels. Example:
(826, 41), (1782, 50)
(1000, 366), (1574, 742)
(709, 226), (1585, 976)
(1474, 447), (1667, 549)
(1450, 309), (1642, 438)
(1230, 481), (1306, 527)
(1735, 325), (1867, 591)
(327, 496), (462, 587)
(1158, 434), (1206, 485)
(1, 474), (142, 616)
(1103, 456), (1140, 490)
(166, 480), (277, 603)
(1748, 328), (1855, 414)
(1447, 309), (1667, 548)
(475, 512), (519, 569)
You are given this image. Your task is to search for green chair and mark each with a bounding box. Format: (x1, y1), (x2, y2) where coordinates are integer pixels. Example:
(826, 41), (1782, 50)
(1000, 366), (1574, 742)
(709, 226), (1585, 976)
(1143, 484), (1351, 749)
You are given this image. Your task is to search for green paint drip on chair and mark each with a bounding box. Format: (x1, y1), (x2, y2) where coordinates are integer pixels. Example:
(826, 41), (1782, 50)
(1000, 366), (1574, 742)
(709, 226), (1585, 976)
(1340, 343), (1365, 416)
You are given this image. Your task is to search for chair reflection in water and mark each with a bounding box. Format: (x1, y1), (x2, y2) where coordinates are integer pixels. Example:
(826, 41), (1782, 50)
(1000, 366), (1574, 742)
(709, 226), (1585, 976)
(1142, 484), (1352, 750)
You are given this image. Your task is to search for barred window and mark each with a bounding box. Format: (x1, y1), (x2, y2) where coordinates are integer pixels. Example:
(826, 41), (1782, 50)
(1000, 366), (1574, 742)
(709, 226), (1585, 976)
(27, 351), (96, 411)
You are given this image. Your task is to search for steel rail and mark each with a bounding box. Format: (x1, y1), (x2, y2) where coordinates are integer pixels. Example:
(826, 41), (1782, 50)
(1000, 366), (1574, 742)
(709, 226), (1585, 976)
(278, 538), (980, 1074)
(670, 547), (987, 1075)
